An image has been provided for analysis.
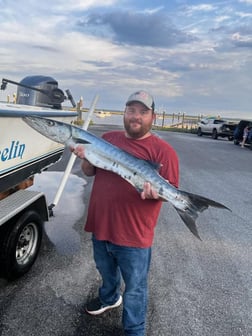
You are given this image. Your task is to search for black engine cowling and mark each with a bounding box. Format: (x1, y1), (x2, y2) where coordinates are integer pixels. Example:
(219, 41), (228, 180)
(16, 75), (65, 109)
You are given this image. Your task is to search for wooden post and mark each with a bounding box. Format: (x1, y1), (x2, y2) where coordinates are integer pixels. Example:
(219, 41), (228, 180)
(162, 111), (165, 128)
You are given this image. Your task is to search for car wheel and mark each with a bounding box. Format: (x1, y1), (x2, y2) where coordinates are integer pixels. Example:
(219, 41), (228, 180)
(0, 210), (43, 280)
(212, 129), (218, 139)
(228, 136), (233, 141)
(197, 128), (202, 136)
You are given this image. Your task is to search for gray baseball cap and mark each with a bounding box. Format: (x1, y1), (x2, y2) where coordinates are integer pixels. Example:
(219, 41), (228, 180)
(126, 90), (155, 111)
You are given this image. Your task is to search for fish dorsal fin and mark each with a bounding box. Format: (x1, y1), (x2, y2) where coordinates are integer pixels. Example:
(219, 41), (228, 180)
(72, 137), (91, 144)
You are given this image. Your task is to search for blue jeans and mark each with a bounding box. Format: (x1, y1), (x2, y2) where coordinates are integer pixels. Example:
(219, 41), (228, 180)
(92, 235), (152, 336)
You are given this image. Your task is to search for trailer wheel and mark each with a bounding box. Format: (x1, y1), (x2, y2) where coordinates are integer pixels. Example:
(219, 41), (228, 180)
(1, 210), (43, 280)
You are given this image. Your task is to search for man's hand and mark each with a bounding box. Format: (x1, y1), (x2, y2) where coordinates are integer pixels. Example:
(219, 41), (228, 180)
(70, 145), (96, 176)
(141, 182), (159, 200)
(71, 144), (85, 159)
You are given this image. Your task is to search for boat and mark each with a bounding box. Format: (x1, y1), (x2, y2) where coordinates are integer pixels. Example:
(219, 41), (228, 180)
(95, 110), (112, 118)
(0, 75), (78, 195)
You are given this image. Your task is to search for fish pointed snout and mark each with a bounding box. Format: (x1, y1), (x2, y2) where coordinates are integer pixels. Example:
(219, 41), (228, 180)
(23, 115), (72, 145)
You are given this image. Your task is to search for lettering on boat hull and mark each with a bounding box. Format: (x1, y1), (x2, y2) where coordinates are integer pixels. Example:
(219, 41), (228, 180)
(0, 140), (25, 162)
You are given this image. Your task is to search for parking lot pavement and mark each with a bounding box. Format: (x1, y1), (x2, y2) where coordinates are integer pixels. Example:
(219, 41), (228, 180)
(0, 128), (251, 336)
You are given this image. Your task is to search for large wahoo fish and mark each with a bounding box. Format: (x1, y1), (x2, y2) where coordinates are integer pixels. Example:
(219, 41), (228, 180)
(23, 116), (230, 240)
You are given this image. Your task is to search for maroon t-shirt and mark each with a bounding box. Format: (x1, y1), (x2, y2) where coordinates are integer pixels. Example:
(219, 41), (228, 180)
(84, 131), (179, 248)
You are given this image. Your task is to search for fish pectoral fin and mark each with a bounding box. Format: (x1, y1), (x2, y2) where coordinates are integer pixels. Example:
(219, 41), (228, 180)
(175, 207), (202, 240)
(146, 160), (162, 171)
(72, 137), (91, 144)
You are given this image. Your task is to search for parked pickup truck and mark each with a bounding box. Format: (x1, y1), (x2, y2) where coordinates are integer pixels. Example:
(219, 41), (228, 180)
(197, 118), (238, 140)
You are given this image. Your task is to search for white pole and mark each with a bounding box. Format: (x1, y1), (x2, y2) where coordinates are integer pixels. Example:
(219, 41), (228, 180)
(48, 94), (99, 215)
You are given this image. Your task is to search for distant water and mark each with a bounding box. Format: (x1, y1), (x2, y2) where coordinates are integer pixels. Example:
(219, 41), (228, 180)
(91, 113), (124, 126)
(86, 112), (191, 127)
(208, 111), (252, 121)
(1, 100), (251, 124)
(86, 111), (252, 127)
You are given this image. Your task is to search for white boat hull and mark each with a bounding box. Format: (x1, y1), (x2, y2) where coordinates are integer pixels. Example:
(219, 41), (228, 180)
(0, 103), (77, 193)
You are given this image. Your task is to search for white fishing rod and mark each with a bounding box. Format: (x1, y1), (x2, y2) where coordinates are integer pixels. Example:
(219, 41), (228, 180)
(48, 94), (99, 216)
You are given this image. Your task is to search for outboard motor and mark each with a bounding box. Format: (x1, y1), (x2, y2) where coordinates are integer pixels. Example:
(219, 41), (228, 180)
(16, 75), (65, 109)
(1, 75), (76, 109)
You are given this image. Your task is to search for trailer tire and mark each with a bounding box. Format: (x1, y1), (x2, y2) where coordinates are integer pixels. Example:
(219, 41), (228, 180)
(0, 210), (43, 280)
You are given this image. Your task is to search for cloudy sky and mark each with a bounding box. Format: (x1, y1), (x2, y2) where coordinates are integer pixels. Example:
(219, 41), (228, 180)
(0, 0), (252, 118)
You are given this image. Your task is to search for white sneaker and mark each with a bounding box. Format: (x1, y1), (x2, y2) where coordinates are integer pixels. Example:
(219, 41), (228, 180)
(85, 295), (122, 315)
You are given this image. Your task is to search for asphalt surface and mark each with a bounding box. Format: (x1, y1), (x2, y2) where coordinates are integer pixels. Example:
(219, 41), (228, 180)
(0, 126), (251, 336)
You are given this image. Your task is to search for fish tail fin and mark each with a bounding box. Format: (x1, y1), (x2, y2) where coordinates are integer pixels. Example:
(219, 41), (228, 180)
(175, 208), (202, 240)
(175, 191), (231, 240)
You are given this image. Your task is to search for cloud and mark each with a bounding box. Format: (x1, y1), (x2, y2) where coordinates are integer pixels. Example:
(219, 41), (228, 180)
(78, 11), (197, 47)
(239, 0), (252, 4)
(188, 4), (216, 12)
(182, 3), (217, 17)
(231, 32), (252, 48)
(0, 0), (252, 118)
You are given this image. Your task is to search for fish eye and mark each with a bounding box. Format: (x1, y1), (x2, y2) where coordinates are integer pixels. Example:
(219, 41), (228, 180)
(46, 120), (55, 127)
